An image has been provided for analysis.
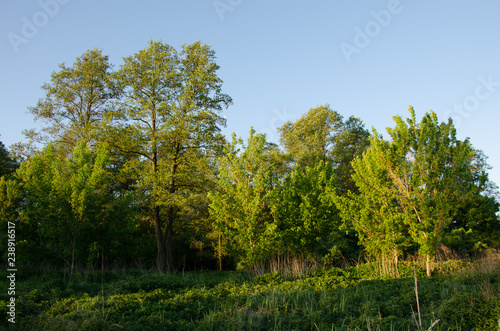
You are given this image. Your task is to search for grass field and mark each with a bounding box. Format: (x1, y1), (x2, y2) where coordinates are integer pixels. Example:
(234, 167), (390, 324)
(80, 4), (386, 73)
(1, 256), (499, 330)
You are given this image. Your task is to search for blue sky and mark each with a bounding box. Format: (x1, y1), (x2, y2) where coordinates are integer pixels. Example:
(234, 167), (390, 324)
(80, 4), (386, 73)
(1, 0), (500, 186)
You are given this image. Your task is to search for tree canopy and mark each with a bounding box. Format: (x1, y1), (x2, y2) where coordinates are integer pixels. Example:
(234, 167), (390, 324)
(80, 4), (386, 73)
(2, 43), (498, 275)
(336, 107), (495, 276)
(0, 139), (18, 177)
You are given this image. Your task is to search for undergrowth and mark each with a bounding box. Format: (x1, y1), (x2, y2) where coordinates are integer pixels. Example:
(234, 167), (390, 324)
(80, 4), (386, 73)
(1, 256), (499, 330)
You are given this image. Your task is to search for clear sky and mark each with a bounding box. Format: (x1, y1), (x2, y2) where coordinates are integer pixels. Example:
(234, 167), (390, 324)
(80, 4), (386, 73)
(1, 0), (499, 187)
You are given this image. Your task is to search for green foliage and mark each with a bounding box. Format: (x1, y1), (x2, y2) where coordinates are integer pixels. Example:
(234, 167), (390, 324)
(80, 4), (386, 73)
(338, 107), (495, 276)
(0, 139), (19, 177)
(0, 176), (21, 223)
(115, 39), (231, 272)
(0, 175), (22, 264)
(26, 48), (118, 150)
(269, 161), (343, 261)
(209, 128), (278, 270)
(278, 104), (343, 166)
(8, 40), (500, 283)
(330, 116), (371, 195)
(439, 228), (478, 255)
(278, 105), (370, 195)
(2, 261), (499, 330)
(449, 187), (500, 249)
(335, 133), (410, 263)
(385, 108), (480, 264)
(9, 142), (139, 270)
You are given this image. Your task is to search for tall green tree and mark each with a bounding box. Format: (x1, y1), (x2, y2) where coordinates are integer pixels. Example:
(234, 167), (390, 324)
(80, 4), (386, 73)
(340, 107), (486, 276)
(269, 161), (343, 262)
(445, 150), (500, 249)
(0, 176), (21, 266)
(0, 139), (19, 177)
(278, 105), (343, 166)
(209, 129), (277, 270)
(26, 49), (118, 151)
(11, 142), (135, 272)
(331, 116), (371, 195)
(278, 105), (370, 194)
(116, 40), (231, 272)
(335, 132), (410, 265)
(387, 108), (483, 276)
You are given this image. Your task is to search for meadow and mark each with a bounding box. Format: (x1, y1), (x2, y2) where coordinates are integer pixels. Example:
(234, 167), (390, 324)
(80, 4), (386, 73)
(1, 255), (499, 330)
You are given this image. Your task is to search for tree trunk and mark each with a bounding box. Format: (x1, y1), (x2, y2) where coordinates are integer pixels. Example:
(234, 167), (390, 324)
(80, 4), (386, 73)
(426, 254), (431, 277)
(154, 205), (167, 273)
(151, 101), (167, 273)
(164, 206), (174, 272)
(71, 237), (76, 276)
(162, 141), (180, 273)
(217, 234), (222, 271)
(394, 251), (399, 278)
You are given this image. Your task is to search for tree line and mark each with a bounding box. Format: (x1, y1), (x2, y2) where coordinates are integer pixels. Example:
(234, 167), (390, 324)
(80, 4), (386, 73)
(1, 40), (499, 276)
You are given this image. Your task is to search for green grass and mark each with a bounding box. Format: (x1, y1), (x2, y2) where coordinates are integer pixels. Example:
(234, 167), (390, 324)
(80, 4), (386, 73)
(1, 258), (499, 330)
